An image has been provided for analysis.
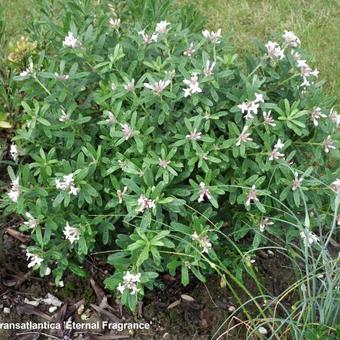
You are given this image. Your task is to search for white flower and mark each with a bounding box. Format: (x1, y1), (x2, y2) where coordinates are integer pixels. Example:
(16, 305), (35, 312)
(155, 20), (170, 34)
(300, 229), (319, 246)
(8, 177), (20, 202)
(10, 144), (18, 161)
(59, 109), (70, 122)
(274, 138), (284, 149)
(137, 195), (156, 213)
(263, 111), (276, 127)
(109, 18), (120, 30)
(144, 79), (170, 95)
(183, 73), (202, 97)
(55, 73), (69, 80)
(20, 68), (32, 77)
(311, 107), (326, 126)
(26, 251), (44, 268)
(329, 108), (340, 128)
(159, 159), (171, 169)
(265, 41), (284, 60)
(202, 29), (222, 44)
(184, 42), (196, 57)
(24, 212), (38, 229)
(63, 222), (80, 244)
(204, 60), (215, 77)
(120, 123), (134, 140)
(291, 51), (301, 61)
(237, 101), (259, 120)
(191, 232), (212, 253)
(55, 173), (79, 196)
(324, 135), (336, 153)
(198, 182), (212, 203)
(254, 93), (264, 103)
(117, 186), (128, 204)
(111, 83), (117, 91)
(258, 326), (268, 335)
(259, 217), (273, 232)
(236, 126), (253, 146)
(246, 185), (259, 206)
(138, 30), (158, 44)
(186, 129), (202, 140)
(118, 271), (141, 295)
(63, 32), (81, 48)
(331, 179), (340, 194)
(282, 30), (300, 48)
(124, 79), (135, 92)
(292, 172), (303, 191)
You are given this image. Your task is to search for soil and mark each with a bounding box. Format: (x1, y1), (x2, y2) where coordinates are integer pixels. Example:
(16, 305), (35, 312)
(0, 221), (297, 340)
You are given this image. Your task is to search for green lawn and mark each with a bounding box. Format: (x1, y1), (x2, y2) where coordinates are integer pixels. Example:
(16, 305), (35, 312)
(181, 0), (340, 96)
(2, 0), (340, 96)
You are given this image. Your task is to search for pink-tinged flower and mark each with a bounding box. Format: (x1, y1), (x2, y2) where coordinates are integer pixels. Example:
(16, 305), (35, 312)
(311, 107), (326, 126)
(109, 18), (120, 30)
(246, 185), (259, 206)
(269, 139), (285, 160)
(186, 129), (202, 141)
(202, 29), (222, 44)
(198, 182), (212, 202)
(55, 73), (69, 80)
(263, 111), (276, 127)
(324, 135), (336, 153)
(330, 108), (340, 128)
(259, 217), (274, 232)
(236, 126), (253, 146)
(59, 109), (70, 122)
(282, 30), (300, 48)
(138, 30), (158, 44)
(204, 60), (215, 77)
(159, 159), (171, 169)
(117, 186), (128, 204)
(265, 41), (284, 60)
(137, 195), (156, 213)
(292, 172), (303, 191)
(291, 51), (301, 61)
(63, 222), (80, 244)
(24, 212), (38, 229)
(8, 177), (20, 202)
(331, 179), (340, 193)
(105, 111), (116, 125)
(184, 42), (196, 57)
(183, 73), (202, 97)
(191, 232), (212, 253)
(144, 79), (170, 95)
(26, 251), (43, 268)
(63, 32), (81, 48)
(300, 229), (319, 246)
(124, 79), (135, 92)
(155, 20), (170, 34)
(55, 173), (79, 196)
(120, 123), (134, 140)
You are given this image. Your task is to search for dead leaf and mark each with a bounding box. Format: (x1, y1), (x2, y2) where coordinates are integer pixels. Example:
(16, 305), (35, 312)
(167, 300), (181, 309)
(181, 294), (195, 302)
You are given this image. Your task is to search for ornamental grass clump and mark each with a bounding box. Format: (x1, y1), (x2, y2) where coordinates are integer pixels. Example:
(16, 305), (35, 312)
(1, 0), (339, 311)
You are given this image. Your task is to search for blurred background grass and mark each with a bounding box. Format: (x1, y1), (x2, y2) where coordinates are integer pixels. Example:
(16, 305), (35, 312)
(1, 0), (339, 96)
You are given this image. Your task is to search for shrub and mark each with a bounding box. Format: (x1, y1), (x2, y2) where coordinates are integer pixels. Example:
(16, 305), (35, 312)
(1, 0), (339, 311)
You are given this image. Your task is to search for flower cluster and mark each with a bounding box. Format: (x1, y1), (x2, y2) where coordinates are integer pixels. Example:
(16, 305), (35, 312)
(55, 174), (79, 195)
(63, 222), (80, 244)
(8, 177), (20, 202)
(191, 232), (212, 253)
(238, 93), (264, 120)
(117, 271), (141, 295)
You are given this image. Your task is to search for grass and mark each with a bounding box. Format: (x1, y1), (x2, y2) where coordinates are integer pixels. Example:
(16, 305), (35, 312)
(179, 0), (340, 96)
